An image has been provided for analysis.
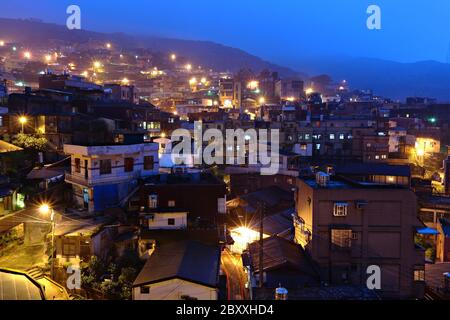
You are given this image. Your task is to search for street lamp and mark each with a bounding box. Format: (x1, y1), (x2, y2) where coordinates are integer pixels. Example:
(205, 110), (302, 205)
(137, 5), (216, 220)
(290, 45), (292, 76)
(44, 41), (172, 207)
(39, 203), (56, 279)
(19, 116), (27, 133)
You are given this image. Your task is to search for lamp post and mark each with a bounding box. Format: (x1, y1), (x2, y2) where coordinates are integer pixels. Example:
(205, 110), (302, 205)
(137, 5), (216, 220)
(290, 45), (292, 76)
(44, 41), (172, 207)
(19, 116), (27, 133)
(39, 204), (56, 279)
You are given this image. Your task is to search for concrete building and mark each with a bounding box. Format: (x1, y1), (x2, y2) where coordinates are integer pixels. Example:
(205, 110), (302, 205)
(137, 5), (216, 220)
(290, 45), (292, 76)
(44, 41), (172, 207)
(64, 142), (159, 212)
(133, 241), (221, 300)
(104, 83), (139, 104)
(275, 79), (304, 101)
(219, 78), (241, 109)
(294, 173), (425, 299)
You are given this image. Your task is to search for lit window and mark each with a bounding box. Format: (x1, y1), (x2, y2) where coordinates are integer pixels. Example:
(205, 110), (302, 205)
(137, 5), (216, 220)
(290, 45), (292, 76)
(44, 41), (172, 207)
(140, 286), (150, 294)
(168, 200), (176, 207)
(330, 134), (335, 140)
(339, 134), (345, 140)
(149, 194), (158, 209)
(414, 269), (425, 282)
(333, 202), (348, 217)
(331, 229), (352, 248)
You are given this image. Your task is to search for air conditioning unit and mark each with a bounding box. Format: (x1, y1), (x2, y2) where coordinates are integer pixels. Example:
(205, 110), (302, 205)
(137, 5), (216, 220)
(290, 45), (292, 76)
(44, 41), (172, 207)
(356, 201), (368, 210)
(316, 172), (330, 187)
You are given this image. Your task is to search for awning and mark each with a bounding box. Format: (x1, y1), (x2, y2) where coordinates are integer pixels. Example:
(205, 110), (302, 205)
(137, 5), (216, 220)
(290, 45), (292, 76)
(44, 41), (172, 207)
(416, 227), (440, 235)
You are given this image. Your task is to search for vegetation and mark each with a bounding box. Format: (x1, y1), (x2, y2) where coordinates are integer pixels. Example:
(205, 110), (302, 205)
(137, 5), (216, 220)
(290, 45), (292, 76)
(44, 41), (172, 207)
(80, 250), (143, 300)
(12, 133), (48, 152)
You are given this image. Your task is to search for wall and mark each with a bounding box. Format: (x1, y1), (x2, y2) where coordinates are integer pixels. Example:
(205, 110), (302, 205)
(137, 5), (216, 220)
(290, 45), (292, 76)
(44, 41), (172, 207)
(133, 278), (218, 300)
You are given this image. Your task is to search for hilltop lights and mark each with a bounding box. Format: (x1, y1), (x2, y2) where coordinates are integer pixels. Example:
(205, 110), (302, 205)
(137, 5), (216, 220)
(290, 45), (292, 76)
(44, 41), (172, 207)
(170, 53), (177, 61)
(247, 80), (259, 90)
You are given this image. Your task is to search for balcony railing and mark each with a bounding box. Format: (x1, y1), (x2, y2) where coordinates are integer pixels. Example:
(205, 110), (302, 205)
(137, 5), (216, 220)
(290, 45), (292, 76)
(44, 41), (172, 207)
(65, 171), (141, 187)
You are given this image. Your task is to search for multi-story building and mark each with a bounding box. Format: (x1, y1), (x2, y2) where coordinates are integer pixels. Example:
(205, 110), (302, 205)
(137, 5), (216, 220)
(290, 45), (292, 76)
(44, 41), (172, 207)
(64, 142), (159, 212)
(294, 173), (425, 299)
(275, 79), (304, 101)
(219, 78), (241, 109)
(136, 172), (227, 225)
(104, 83), (139, 104)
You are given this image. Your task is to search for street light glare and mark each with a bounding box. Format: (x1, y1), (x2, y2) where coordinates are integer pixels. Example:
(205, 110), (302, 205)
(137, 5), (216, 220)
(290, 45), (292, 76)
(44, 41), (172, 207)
(39, 203), (51, 215)
(23, 51), (32, 59)
(19, 116), (28, 124)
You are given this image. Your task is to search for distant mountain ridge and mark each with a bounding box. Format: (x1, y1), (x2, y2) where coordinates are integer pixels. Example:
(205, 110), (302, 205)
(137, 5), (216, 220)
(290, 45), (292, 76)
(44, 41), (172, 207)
(0, 18), (300, 77)
(1, 17), (450, 101)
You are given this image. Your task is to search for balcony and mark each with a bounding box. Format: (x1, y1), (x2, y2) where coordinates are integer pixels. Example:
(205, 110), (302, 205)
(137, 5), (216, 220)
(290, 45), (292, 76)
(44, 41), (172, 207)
(65, 171), (141, 187)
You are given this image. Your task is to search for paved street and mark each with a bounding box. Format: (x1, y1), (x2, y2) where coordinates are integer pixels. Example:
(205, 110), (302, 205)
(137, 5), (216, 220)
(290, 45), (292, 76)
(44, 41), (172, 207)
(221, 248), (248, 300)
(0, 243), (47, 270)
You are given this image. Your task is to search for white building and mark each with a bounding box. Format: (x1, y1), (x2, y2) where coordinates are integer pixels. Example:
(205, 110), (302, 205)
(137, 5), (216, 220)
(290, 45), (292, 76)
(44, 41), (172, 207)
(133, 241), (220, 300)
(64, 143), (159, 212)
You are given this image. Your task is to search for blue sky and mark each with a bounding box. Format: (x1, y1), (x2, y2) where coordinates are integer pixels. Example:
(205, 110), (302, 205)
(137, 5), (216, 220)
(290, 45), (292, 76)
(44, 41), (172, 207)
(1, 0), (449, 68)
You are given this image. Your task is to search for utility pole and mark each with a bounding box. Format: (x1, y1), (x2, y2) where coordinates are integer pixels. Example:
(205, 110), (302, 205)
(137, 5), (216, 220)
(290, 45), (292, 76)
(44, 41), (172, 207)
(259, 202), (265, 288)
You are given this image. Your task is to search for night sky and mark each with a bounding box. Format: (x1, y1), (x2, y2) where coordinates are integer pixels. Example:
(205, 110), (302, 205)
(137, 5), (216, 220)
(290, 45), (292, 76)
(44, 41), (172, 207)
(1, 0), (449, 68)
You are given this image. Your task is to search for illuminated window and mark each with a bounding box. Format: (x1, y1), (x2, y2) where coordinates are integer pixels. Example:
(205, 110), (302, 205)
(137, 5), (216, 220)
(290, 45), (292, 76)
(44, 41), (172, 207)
(333, 202), (348, 217)
(414, 268), (425, 282)
(168, 200), (176, 207)
(330, 134), (335, 140)
(149, 194), (158, 209)
(331, 229), (352, 248)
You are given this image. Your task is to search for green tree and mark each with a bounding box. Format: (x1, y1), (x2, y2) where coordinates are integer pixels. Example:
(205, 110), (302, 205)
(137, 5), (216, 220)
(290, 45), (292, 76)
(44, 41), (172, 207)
(12, 133), (48, 152)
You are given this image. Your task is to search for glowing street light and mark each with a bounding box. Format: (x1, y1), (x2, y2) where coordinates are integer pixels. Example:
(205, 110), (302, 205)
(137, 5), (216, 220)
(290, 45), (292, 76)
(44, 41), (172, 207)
(39, 203), (56, 279)
(247, 80), (259, 90)
(170, 53), (177, 61)
(44, 54), (52, 63)
(93, 61), (102, 69)
(0, 41), (4, 47)
(106, 43), (112, 49)
(189, 77), (197, 85)
(185, 64), (192, 71)
(19, 116), (27, 133)
(259, 97), (266, 105)
(23, 51), (32, 60)
(121, 77), (130, 85)
(305, 88), (314, 95)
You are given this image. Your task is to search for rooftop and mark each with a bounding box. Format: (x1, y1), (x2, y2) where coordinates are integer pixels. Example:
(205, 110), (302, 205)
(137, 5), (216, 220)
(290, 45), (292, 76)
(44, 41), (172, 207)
(133, 241), (221, 288)
(246, 236), (318, 278)
(0, 269), (44, 300)
(302, 176), (409, 190)
(335, 162), (411, 177)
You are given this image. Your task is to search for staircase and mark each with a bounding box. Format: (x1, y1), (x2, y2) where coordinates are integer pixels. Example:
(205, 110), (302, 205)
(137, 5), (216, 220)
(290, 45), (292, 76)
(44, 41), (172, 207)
(26, 267), (45, 280)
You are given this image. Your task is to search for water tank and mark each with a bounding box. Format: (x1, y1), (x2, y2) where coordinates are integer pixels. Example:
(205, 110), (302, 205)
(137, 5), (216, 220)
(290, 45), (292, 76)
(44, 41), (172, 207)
(275, 286), (288, 300)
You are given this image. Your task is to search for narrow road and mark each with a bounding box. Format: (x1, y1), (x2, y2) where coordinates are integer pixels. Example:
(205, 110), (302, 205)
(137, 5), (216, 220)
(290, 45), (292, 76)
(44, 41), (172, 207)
(221, 248), (248, 300)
